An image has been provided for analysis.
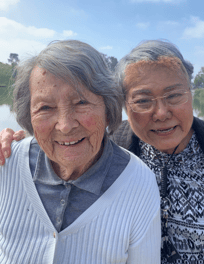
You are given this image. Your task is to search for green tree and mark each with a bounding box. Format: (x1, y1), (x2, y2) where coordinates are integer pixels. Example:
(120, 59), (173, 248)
(0, 62), (15, 106)
(193, 88), (204, 118)
(8, 53), (19, 66)
(194, 67), (204, 89)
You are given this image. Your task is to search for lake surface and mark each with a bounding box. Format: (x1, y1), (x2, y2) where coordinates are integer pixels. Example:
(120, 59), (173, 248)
(0, 105), (22, 132)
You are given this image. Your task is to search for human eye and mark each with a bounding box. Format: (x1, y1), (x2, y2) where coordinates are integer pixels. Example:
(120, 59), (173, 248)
(136, 98), (152, 104)
(166, 90), (186, 105)
(132, 97), (152, 105)
(167, 91), (183, 99)
(39, 105), (52, 111)
(166, 91), (184, 100)
(130, 97), (153, 110)
(77, 99), (89, 105)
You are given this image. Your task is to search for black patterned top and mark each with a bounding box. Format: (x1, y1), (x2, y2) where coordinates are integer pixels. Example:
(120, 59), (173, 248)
(139, 133), (204, 264)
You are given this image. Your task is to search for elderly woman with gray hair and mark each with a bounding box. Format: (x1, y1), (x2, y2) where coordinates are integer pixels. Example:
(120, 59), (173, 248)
(111, 40), (204, 264)
(0, 40), (160, 264)
(1, 39), (202, 263)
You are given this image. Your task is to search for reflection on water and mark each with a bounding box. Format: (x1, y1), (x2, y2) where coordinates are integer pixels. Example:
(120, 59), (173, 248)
(0, 105), (22, 132)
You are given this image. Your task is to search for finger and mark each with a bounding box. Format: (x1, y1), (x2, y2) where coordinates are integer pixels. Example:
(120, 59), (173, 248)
(0, 145), (5, 165)
(0, 128), (15, 159)
(13, 130), (26, 141)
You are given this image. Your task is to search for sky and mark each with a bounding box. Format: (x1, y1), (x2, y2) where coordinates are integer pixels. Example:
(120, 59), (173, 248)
(0, 0), (204, 78)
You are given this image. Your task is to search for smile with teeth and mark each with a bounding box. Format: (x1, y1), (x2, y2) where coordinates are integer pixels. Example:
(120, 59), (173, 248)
(153, 126), (176, 133)
(57, 138), (84, 146)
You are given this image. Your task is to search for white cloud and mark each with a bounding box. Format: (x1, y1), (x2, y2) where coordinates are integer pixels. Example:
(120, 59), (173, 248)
(0, 0), (20, 11)
(100, 46), (113, 50)
(0, 17), (78, 64)
(130, 0), (184, 3)
(183, 16), (204, 39)
(63, 30), (77, 37)
(0, 17), (55, 39)
(136, 22), (150, 29)
(0, 38), (46, 63)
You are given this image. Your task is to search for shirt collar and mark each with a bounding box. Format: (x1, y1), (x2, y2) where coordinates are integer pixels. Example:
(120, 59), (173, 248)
(33, 135), (113, 195)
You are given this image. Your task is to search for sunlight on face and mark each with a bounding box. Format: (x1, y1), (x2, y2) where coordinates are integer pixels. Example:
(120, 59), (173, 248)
(125, 61), (193, 154)
(30, 67), (108, 180)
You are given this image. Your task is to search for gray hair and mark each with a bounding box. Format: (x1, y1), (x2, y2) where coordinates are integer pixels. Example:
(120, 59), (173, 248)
(13, 40), (123, 135)
(115, 40), (194, 101)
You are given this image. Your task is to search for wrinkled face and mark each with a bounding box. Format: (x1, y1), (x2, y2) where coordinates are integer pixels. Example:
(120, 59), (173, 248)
(125, 62), (194, 154)
(30, 67), (108, 179)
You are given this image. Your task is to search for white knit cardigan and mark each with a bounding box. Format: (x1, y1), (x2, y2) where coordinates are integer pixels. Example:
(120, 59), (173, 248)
(0, 137), (161, 264)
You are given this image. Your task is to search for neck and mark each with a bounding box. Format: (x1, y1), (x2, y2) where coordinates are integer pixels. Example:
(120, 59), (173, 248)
(51, 163), (86, 181)
(51, 142), (104, 181)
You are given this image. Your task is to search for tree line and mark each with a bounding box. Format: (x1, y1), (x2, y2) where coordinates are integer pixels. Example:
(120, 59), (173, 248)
(1, 53), (204, 117)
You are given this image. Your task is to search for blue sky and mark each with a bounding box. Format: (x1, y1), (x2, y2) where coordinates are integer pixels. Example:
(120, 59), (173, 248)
(0, 0), (204, 78)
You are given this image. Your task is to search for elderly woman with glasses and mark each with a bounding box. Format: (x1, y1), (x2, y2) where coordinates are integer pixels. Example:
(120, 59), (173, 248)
(111, 40), (204, 264)
(1, 39), (203, 264)
(0, 40), (160, 264)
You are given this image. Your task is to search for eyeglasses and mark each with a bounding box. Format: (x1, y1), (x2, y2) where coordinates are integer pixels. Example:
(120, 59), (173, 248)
(126, 89), (190, 113)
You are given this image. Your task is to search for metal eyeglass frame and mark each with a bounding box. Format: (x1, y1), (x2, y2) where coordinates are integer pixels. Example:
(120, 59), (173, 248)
(126, 89), (190, 113)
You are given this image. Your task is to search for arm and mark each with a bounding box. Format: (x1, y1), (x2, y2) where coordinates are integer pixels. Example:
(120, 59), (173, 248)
(126, 157), (161, 264)
(127, 208), (161, 264)
(0, 129), (25, 165)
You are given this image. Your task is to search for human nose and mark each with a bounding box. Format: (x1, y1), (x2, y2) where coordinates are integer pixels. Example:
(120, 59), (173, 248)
(55, 109), (79, 134)
(152, 98), (171, 122)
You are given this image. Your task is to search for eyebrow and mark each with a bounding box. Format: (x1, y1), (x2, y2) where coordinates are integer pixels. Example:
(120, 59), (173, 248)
(32, 95), (53, 104)
(163, 83), (183, 92)
(131, 83), (184, 97)
(131, 89), (152, 96)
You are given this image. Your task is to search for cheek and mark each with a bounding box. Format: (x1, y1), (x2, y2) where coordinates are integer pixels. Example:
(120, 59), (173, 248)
(173, 104), (193, 129)
(82, 114), (106, 148)
(128, 111), (150, 132)
(82, 116), (97, 128)
(82, 112), (106, 132)
(32, 117), (54, 144)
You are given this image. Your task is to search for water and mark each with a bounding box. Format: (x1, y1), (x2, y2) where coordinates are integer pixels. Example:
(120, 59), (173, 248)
(0, 105), (22, 132)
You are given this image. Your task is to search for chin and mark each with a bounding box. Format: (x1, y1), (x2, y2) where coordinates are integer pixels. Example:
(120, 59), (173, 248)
(152, 140), (178, 152)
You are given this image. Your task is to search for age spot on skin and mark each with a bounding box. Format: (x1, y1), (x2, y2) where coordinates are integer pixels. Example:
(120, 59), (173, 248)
(42, 70), (47, 76)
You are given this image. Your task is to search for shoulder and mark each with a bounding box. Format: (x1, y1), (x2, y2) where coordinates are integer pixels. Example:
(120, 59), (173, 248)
(5, 137), (33, 166)
(109, 120), (134, 149)
(116, 151), (160, 238)
(192, 116), (204, 131)
(0, 137), (33, 181)
(192, 117), (204, 151)
(129, 151), (158, 186)
(118, 149), (160, 202)
(11, 136), (33, 153)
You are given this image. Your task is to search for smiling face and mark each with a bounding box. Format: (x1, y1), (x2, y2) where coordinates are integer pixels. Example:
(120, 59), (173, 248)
(30, 66), (108, 180)
(125, 60), (194, 154)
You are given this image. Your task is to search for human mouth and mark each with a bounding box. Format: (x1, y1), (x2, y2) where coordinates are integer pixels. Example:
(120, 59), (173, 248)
(152, 126), (177, 134)
(57, 138), (85, 146)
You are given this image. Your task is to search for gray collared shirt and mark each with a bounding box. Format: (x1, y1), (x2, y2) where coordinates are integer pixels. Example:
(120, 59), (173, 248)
(29, 136), (130, 232)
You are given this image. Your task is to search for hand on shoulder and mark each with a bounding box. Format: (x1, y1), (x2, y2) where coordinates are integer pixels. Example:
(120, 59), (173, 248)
(0, 129), (26, 165)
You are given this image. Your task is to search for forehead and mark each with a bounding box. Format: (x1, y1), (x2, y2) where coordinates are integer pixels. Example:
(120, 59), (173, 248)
(30, 66), (83, 97)
(124, 57), (188, 91)
(30, 66), (57, 93)
(29, 66), (103, 104)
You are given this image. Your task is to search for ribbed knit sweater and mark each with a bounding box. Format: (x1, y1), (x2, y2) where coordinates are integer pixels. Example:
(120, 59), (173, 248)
(0, 137), (161, 264)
